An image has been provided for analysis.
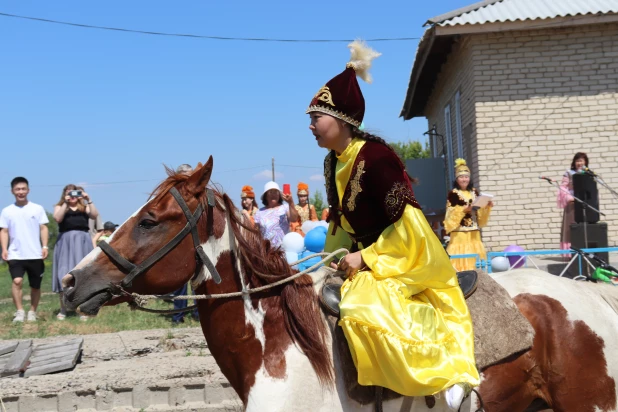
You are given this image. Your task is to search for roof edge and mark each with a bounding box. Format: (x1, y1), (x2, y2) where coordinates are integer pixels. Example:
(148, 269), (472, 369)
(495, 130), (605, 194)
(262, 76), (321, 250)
(399, 27), (438, 120)
(425, 0), (503, 26)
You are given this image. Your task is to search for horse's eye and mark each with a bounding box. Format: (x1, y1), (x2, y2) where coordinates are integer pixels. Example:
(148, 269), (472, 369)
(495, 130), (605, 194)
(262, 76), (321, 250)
(139, 219), (158, 229)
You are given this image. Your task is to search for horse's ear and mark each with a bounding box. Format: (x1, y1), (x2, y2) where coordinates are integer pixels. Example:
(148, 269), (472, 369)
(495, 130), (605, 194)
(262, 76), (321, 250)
(185, 157), (213, 196)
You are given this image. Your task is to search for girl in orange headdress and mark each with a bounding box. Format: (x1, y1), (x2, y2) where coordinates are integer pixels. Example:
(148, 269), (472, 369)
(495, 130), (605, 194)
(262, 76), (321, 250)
(291, 182), (318, 234)
(240, 186), (259, 225)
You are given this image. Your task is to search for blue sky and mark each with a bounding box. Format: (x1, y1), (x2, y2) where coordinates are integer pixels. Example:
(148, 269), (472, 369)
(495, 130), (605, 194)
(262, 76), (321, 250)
(0, 0), (471, 223)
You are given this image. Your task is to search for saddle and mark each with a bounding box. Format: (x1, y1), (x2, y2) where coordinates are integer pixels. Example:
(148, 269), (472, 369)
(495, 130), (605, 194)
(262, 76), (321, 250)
(319, 269), (534, 410)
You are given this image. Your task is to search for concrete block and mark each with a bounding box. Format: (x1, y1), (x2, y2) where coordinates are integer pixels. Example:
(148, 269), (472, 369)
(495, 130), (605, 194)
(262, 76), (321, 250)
(148, 386), (171, 406)
(112, 388), (132, 408)
(184, 384), (206, 404)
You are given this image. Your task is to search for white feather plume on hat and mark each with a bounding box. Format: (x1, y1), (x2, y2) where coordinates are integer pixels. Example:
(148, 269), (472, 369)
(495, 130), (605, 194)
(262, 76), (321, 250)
(346, 40), (381, 84)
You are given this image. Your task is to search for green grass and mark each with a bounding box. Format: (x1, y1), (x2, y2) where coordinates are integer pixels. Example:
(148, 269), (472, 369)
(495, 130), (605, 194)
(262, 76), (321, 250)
(0, 262), (200, 340)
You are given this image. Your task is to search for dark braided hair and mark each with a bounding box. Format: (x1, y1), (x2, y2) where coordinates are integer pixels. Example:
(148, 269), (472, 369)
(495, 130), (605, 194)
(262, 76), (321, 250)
(325, 126), (405, 223)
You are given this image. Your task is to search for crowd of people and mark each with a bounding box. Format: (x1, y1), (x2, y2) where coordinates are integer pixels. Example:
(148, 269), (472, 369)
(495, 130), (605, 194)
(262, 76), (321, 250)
(0, 177), (118, 323)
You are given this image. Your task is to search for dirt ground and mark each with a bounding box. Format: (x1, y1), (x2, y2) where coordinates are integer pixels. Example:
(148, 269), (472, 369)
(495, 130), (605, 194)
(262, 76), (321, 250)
(0, 327), (239, 405)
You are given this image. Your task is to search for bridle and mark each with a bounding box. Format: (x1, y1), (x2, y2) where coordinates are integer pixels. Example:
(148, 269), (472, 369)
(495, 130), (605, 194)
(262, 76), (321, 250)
(97, 187), (222, 291)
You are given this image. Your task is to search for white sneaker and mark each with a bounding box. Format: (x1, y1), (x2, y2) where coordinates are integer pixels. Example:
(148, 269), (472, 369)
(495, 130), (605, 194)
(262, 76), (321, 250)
(27, 311), (37, 322)
(13, 310), (25, 323)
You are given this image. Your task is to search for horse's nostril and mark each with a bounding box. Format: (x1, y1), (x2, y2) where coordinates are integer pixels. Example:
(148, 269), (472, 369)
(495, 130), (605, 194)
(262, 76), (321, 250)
(62, 273), (76, 289)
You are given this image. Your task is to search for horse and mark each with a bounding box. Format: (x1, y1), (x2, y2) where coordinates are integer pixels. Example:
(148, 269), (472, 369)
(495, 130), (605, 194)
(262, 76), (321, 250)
(62, 158), (618, 412)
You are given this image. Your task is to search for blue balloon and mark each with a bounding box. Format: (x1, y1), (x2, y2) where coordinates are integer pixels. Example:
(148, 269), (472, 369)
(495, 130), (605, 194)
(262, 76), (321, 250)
(297, 251), (323, 272)
(315, 226), (328, 234)
(304, 228), (326, 253)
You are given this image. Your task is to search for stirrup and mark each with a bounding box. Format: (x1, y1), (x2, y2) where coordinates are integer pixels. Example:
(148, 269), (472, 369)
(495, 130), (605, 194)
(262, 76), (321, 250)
(319, 283), (341, 317)
(456, 270), (478, 299)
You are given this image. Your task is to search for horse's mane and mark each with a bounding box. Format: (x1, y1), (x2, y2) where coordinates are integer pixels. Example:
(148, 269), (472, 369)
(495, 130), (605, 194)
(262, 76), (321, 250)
(220, 194), (334, 387)
(149, 169), (333, 386)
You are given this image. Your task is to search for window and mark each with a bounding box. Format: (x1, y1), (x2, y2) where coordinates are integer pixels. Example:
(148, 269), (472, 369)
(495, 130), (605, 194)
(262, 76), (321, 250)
(444, 105), (454, 185)
(455, 91), (463, 158)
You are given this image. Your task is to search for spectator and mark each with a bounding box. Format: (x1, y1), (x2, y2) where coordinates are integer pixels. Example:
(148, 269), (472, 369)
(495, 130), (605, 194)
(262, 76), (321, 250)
(53, 184), (99, 320)
(253, 181), (299, 248)
(240, 185), (259, 225)
(76, 186), (104, 240)
(93, 221), (118, 246)
(0, 177), (49, 323)
(290, 182), (318, 234)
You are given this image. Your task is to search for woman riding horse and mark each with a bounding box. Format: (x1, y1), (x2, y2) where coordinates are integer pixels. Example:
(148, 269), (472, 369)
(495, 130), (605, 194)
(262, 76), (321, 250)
(309, 41), (479, 410)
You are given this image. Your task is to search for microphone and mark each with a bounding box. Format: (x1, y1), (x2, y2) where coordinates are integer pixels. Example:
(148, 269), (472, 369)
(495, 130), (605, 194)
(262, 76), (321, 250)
(583, 167), (597, 176)
(539, 176), (554, 183)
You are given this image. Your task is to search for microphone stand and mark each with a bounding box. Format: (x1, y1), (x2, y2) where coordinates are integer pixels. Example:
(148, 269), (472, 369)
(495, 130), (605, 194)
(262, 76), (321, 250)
(590, 172), (618, 201)
(540, 177), (605, 275)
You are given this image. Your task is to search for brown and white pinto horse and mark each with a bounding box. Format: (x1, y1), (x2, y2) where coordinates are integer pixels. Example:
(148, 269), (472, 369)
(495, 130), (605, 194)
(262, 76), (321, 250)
(63, 159), (618, 412)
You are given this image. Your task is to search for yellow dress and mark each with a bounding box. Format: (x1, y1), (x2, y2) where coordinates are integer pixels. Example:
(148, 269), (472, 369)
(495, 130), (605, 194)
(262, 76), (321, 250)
(325, 140), (479, 397)
(444, 189), (491, 272)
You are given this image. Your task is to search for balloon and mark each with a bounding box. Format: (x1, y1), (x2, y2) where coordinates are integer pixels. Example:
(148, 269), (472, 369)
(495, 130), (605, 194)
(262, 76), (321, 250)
(304, 228), (327, 253)
(491, 256), (510, 272)
(282, 232), (304, 253)
(297, 249), (323, 272)
(315, 226), (328, 234)
(504, 245), (526, 268)
(285, 250), (299, 266)
(301, 220), (317, 234)
(317, 220), (329, 228)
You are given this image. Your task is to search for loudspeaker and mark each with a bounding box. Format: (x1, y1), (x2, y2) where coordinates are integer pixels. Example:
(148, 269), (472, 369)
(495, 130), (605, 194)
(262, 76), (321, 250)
(573, 173), (600, 223)
(570, 222), (609, 275)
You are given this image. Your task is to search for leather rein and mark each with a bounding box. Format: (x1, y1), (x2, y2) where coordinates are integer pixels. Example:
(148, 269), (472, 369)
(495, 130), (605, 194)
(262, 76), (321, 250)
(96, 187), (222, 314)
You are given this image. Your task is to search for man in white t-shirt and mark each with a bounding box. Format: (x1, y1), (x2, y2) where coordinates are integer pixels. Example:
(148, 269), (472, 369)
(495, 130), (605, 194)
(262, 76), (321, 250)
(0, 177), (49, 323)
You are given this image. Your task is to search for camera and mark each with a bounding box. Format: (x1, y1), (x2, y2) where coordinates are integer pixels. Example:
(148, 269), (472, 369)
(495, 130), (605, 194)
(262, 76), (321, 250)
(69, 190), (82, 198)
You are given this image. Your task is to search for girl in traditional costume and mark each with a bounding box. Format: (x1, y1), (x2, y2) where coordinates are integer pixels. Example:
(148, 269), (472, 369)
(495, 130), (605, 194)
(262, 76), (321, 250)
(309, 40), (479, 409)
(291, 182), (318, 234)
(240, 185), (259, 225)
(444, 159), (493, 271)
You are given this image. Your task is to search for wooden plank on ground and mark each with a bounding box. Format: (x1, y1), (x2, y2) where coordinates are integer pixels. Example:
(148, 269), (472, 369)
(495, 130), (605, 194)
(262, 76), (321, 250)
(0, 342), (18, 356)
(1, 340), (32, 378)
(0, 352), (12, 369)
(34, 338), (83, 351)
(30, 343), (82, 359)
(29, 347), (82, 364)
(24, 359), (76, 377)
(24, 338), (83, 378)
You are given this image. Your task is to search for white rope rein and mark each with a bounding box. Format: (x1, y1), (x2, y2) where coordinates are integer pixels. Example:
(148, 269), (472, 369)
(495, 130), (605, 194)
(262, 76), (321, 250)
(129, 248), (348, 306)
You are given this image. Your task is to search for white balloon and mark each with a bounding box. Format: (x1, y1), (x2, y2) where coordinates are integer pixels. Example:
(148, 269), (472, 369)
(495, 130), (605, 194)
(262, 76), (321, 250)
(282, 232), (305, 253)
(285, 250), (299, 266)
(317, 220), (329, 228)
(491, 256), (511, 273)
(301, 220), (317, 234)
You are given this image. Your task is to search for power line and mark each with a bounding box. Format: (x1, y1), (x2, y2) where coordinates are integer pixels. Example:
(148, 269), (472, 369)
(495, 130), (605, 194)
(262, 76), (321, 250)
(27, 165), (270, 188)
(0, 12), (421, 43)
(278, 164), (321, 169)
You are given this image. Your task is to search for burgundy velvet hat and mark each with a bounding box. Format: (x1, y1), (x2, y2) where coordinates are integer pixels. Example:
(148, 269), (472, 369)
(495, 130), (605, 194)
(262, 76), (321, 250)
(306, 40), (381, 128)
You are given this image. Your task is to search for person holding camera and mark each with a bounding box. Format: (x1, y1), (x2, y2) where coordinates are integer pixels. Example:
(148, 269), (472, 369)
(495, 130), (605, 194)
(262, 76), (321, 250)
(52, 184), (99, 320)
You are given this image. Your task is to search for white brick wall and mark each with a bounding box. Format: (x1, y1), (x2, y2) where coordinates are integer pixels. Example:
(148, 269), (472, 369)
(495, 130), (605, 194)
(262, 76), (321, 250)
(424, 23), (618, 252)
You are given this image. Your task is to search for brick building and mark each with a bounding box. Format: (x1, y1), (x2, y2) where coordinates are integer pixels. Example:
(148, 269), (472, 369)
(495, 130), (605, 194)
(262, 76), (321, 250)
(401, 0), (618, 251)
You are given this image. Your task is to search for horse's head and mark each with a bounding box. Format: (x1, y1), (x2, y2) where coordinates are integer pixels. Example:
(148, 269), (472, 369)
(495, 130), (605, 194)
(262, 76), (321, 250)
(63, 157), (223, 315)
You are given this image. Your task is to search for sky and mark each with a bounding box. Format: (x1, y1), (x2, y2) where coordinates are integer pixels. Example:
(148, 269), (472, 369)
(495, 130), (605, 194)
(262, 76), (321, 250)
(0, 0), (472, 223)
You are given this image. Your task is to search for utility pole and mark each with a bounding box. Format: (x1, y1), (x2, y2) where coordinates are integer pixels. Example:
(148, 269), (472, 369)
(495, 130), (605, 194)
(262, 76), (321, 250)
(272, 158), (275, 181)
